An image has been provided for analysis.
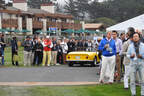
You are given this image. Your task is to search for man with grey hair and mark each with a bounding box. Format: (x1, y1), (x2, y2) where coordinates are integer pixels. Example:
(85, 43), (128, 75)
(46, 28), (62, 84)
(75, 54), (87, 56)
(98, 31), (116, 84)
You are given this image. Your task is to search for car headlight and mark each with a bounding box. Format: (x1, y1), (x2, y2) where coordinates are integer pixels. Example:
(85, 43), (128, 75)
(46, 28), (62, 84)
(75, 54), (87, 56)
(68, 56), (70, 59)
(86, 56), (89, 59)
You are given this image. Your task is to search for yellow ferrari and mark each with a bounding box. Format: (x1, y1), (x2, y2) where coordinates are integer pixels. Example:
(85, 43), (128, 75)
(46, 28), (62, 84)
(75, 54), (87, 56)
(66, 51), (100, 67)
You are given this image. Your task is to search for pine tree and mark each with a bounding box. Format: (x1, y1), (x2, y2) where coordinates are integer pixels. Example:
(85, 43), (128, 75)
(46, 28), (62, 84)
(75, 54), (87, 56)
(75, 0), (89, 20)
(0, 0), (5, 5)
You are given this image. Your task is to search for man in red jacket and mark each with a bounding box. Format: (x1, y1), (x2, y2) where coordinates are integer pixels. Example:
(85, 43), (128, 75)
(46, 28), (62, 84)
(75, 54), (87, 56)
(42, 36), (53, 66)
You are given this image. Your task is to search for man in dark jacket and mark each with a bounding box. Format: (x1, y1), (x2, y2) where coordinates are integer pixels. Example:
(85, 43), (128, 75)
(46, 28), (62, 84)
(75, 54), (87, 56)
(31, 37), (37, 65)
(0, 33), (5, 65)
(57, 40), (63, 64)
(11, 36), (18, 66)
(23, 36), (33, 66)
(33, 39), (43, 66)
(83, 40), (88, 51)
(67, 39), (75, 53)
(77, 40), (83, 51)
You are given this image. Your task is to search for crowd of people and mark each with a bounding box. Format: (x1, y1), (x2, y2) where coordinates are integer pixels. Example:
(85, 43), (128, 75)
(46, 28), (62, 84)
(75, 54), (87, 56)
(9, 35), (101, 67)
(98, 27), (144, 96)
(0, 27), (143, 96)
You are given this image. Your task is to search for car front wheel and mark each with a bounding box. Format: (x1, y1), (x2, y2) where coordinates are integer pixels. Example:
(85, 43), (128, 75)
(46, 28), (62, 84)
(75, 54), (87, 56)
(68, 62), (73, 67)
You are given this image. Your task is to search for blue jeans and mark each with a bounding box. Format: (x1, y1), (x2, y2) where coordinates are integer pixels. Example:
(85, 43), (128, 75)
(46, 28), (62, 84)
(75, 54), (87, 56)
(130, 61), (144, 95)
(0, 49), (4, 65)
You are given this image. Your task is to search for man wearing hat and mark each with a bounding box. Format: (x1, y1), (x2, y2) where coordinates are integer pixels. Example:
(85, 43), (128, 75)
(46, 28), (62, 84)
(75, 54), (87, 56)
(11, 36), (18, 66)
(23, 36), (33, 66)
(42, 36), (53, 66)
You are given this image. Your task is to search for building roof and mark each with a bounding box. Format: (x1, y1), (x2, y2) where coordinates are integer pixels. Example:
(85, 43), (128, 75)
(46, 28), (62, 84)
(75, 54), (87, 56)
(4, 6), (33, 15)
(6, 6), (20, 11)
(84, 23), (103, 29)
(28, 8), (48, 14)
(0, 5), (73, 19)
(0, 4), (6, 9)
(41, 3), (54, 6)
(13, 0), (26, 3)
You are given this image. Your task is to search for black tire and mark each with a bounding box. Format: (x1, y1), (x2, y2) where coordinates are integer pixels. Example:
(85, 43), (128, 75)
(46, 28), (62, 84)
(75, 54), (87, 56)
(80, 63), (84, 67)
(68, 62), (73, 67)
(91, 57), (97, 67)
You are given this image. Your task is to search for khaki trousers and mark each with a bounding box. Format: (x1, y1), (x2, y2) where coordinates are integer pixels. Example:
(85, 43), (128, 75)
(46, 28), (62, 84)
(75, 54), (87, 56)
(63, 53), (67, 64)
(116, 54), (121, 81)
(51, 51), (57, 65)
(31, 52), (34, 65)
(24, 51), (32, 66)
(42, 51), (51, 66)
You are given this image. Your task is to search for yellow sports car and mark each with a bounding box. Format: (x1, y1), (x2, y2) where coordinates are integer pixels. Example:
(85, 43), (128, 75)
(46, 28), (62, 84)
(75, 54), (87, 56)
(66, 51), (100, 67)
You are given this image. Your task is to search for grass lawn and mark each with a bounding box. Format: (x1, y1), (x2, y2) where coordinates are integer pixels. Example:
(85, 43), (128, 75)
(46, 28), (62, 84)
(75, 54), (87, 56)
(0, 84), (140, 96)
(2, 47), (141, 96)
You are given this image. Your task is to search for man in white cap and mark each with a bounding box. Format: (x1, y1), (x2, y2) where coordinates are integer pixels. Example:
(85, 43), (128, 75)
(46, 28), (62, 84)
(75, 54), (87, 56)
(42, 36), (53, 66)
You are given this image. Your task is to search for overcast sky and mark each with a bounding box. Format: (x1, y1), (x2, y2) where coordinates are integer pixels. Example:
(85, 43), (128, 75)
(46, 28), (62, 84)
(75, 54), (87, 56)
(5, 0), (104, 5)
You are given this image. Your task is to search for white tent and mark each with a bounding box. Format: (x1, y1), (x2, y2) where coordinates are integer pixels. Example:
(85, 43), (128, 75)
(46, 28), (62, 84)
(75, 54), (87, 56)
(106, 14), (144, 32)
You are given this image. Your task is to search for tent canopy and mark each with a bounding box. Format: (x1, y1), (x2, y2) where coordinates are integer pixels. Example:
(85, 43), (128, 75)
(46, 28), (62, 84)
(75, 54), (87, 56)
(106, 14), (144, 31)
(61, 29), (74, 33)
(21, 29), (31, 33)
(35, 30), (43, 33)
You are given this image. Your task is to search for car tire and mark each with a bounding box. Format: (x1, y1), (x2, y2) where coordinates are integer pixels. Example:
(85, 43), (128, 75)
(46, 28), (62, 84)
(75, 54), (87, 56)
(80, 63), (84, 67)
(91, 57), (97, 67)
(68, 62), (73, 67)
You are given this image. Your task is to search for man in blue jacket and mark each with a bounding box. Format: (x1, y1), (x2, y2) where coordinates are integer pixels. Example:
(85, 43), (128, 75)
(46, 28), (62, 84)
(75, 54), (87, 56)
(127, 33), (144, 96)
(98, 31), (116, 84)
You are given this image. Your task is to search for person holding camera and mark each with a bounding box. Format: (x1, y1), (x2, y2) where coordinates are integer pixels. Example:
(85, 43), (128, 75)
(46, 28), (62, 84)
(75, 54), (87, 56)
(60, 38), (68, 64)
(23, 36), (33, 66)
(42, 36), (53, 67)
(51, 37), (58, 66)
(33, 39), (43, 66)
(98, 31), (116, 84)
(127, 33), (144, 96)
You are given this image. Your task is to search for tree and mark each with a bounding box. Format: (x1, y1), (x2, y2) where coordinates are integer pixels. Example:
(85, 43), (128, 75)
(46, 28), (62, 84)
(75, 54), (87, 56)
(64, 0), (91, 20)
(55, 3), (64, 13)
(88, 0), (144, 22)
(0, 0), (5, 5)
(74, 0), (90, 20)
(64, 0), (78, 19)
(91, 17), (117, 27)
(63, 0), (144, 23)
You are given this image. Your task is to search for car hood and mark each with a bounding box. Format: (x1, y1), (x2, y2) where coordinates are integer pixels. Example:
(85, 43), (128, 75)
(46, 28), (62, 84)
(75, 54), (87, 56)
(68, 51), (96, 55)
